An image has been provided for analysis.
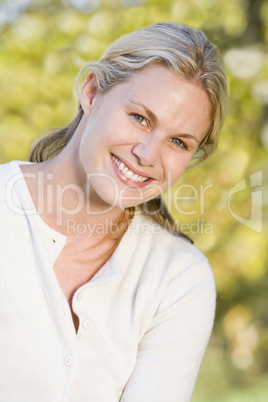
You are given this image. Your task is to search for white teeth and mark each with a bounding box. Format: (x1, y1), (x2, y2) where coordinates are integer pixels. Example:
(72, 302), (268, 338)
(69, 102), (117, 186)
(131, 174), (139, 181)
(112, 154), (149, 182)
(125, 170), (133, 179)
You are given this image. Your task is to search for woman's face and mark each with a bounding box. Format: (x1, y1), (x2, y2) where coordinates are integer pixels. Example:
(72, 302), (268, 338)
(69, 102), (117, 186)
(78, 65), (211, 210)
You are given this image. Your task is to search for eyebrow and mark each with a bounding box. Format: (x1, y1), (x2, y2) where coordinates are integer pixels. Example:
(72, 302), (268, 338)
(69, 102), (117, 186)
(127, 100), (158, 125)
(127, 99), (200, 145)
(178, 133), (200, 145)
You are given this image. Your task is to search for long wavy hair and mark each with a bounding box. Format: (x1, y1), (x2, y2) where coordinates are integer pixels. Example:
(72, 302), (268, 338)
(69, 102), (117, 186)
(30, 22), (228, 245)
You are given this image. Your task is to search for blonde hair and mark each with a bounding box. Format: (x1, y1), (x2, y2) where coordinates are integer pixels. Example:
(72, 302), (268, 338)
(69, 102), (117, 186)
(30, 22), (228, 243)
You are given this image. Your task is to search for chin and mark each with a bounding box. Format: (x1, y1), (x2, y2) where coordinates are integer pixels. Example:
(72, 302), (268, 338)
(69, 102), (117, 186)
(88, 174), (160, 210)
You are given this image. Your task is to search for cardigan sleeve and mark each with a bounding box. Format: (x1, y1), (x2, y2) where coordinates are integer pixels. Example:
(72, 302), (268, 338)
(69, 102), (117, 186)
(120, 259), (216, 402)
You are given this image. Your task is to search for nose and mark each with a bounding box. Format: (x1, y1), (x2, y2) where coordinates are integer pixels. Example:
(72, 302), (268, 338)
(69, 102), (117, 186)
(132, 135), (161, 167)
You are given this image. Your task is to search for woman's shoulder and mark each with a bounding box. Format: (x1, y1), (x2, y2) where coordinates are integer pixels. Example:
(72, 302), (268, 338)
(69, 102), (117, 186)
(0, 160), (30, 186)
(120, 211), (215, 287)
(125, 210), (208, 264)
(0, 160), (20, 195)
(0, 160), (34, 213)
(0, 159), (18, 177)
(120, 210), (216, 324)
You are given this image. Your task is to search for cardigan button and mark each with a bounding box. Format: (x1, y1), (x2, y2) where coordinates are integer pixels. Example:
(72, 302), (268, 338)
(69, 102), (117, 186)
(83, 320), (91, 330)
(64, 355), (74, 367)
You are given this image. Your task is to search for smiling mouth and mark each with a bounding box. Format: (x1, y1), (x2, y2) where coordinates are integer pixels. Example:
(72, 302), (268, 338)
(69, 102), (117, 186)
(111, 154), (150, 182)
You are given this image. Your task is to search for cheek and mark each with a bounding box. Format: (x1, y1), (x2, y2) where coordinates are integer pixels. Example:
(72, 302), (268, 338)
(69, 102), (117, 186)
(79, 121), (109, 160)
(162, 159), (189, 187)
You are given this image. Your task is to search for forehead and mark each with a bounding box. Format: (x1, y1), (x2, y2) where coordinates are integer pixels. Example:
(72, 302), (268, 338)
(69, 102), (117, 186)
(106, 65), (210, 111)
(103, 65), (212, 138)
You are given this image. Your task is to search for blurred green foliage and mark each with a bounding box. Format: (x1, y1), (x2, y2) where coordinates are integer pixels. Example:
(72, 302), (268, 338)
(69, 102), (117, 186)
(0, 0), (267, 400)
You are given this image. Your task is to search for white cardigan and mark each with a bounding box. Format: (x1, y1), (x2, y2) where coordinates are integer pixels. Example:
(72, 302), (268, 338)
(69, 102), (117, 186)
(0, 161), (216, 402)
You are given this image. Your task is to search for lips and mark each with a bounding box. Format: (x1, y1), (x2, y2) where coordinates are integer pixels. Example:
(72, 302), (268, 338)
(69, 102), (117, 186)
(110, 153), (153, 188)
(112, 155), (149, 182)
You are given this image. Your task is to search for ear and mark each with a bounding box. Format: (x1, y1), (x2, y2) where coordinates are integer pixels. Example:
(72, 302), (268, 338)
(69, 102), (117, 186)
(80, 73), (98, 116)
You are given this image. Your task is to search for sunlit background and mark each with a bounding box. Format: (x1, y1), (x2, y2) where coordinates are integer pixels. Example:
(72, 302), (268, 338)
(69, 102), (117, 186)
(0, 0), (267, 400)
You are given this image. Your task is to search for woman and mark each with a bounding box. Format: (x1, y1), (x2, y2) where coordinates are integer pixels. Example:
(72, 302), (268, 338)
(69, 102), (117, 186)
(0, 22), (227, 401)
